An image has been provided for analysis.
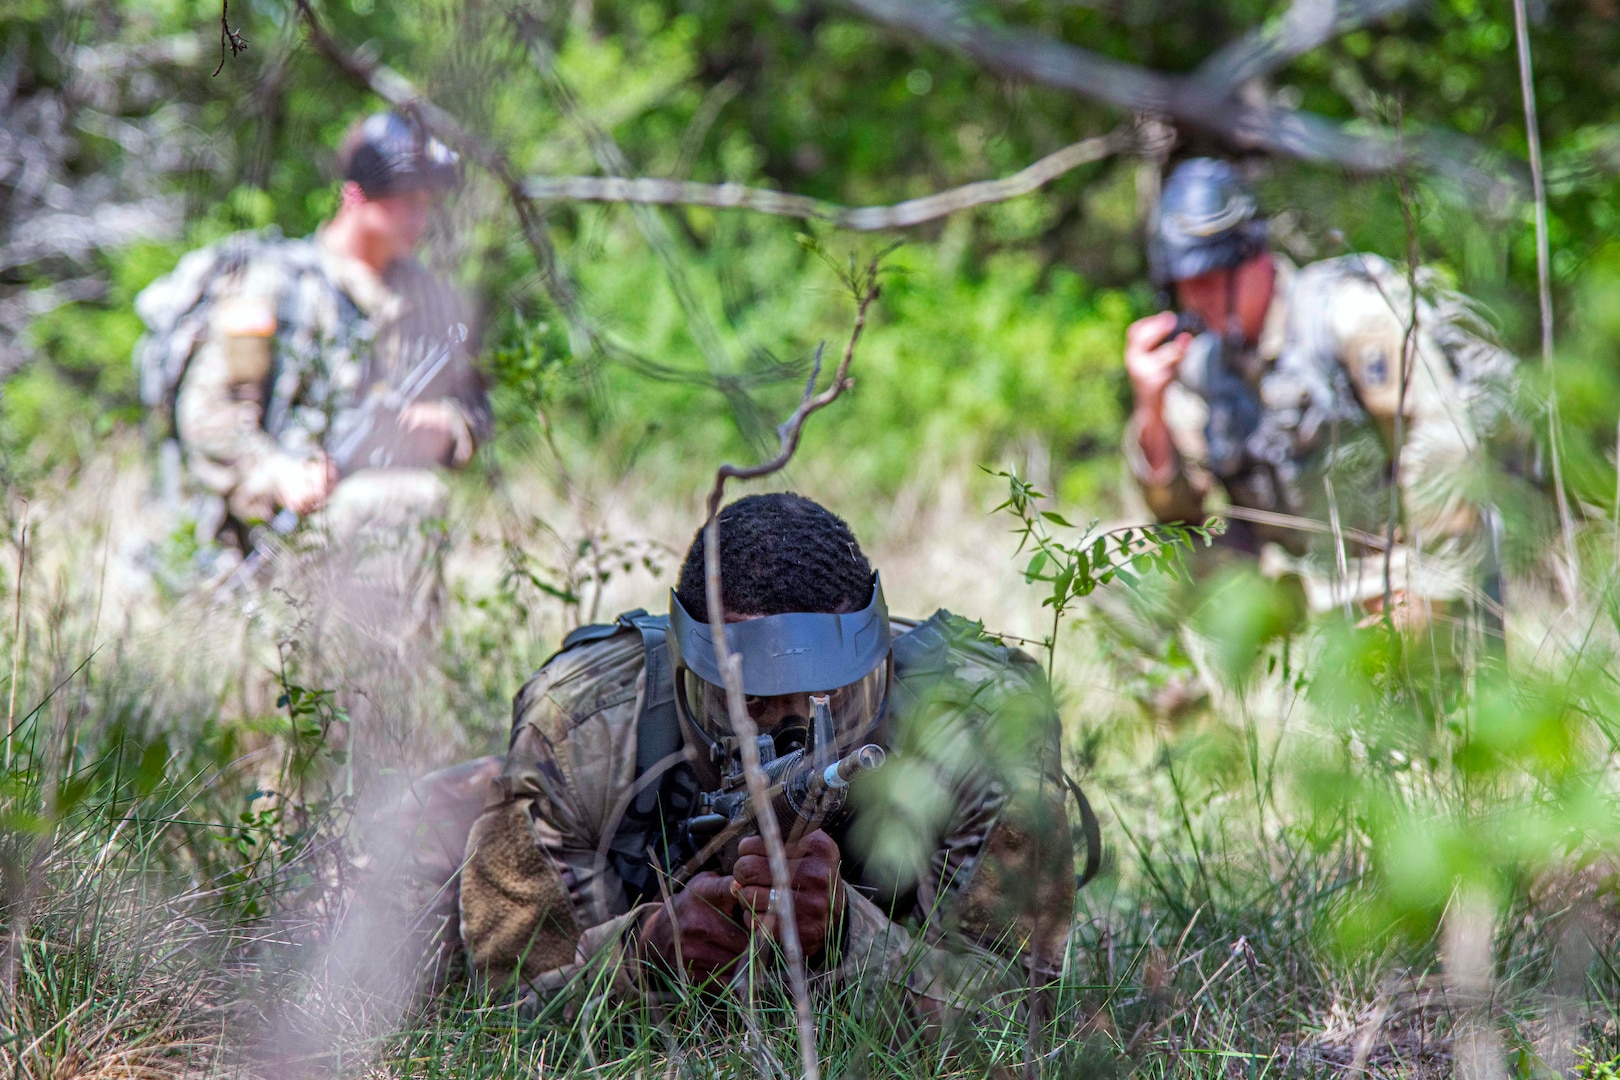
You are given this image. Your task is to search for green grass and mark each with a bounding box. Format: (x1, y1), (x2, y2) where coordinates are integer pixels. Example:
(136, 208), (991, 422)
(1, 448), (1617, 1080)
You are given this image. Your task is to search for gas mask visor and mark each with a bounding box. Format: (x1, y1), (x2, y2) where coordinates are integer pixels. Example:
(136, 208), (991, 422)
(667, 573), (891, 762)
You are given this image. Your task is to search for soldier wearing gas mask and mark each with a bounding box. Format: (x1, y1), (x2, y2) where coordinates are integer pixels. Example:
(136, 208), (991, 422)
(453, 493), (1080, 1012)
(1123, 158), (1513, 619)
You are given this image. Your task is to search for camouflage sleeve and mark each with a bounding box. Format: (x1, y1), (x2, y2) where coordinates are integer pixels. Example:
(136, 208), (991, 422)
(836, 662), (1075, 1012)
(933, 711), (1074, 978)
(1326, 271), (1486, 565)
(1122, 383), (1212, 526)
(174, 292), (307, 523)
(353, 755), (506, 987)
(458, 635), (649, 997)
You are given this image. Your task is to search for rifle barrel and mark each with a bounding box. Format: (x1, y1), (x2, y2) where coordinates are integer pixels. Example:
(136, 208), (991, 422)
(673, 742), (889, 885)
(822, 744), (886, 788)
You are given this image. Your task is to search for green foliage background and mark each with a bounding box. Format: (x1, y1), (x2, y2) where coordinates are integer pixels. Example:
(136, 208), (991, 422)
(8, 0), (1620, 512)
(8, 1), (1620, 1073)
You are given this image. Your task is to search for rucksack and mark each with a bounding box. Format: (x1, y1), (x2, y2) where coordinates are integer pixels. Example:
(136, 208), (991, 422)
(1269, 254), (1520, 444)
(131, 228), (361, 438)
(537, 607), (1103, 903)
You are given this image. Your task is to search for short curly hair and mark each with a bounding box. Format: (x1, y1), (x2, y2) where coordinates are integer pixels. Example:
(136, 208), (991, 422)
(674, 493), (874, 621)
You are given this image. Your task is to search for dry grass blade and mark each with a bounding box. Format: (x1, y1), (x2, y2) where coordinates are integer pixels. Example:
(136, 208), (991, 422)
(6, 507), (26, 770)
(1511, 0), (1580, 588)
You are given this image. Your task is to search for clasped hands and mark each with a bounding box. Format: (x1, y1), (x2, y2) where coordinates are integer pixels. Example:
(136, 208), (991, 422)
(638, 829), (844, 983)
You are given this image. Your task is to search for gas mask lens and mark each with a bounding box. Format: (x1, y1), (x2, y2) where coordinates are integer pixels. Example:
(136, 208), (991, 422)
(679, 663), (888, 755)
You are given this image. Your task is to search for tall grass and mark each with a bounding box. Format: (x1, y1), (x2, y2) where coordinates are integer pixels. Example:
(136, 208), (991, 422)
(1, 444), (1618, 1079)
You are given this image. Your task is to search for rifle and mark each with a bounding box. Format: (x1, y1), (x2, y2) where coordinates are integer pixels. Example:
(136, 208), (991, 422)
(1170, 312), (1262, 480)
(214, 322), (470, 597)
(327, 321), (470, 478)
(674, 694), (886, 885)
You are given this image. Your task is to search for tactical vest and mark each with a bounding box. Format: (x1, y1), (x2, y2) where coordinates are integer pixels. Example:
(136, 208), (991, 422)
(538, 607), (1101, 906)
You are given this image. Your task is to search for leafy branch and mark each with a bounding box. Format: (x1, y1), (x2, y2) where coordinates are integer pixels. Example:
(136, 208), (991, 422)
(988, 466), (1222, 676)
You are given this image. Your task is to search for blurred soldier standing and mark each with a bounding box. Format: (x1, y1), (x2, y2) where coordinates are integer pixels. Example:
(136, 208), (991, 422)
(134, 111), (492, 627)
(392, 493), (1083, 1022)
(1121, 158), (1513, 625)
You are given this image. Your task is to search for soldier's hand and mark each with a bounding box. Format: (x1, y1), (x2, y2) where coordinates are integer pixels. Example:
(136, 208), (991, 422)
(398, 401), (474, 467)
(1125, 311), (1192, 410)
(733, 830), (844, 963)
(638, 871), (749, 983)
(274, 454), (338, 515)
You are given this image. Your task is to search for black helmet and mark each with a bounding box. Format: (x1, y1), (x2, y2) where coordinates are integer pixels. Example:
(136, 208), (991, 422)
(1150, 158), (1267, 285)
(337, 111), (461, 199)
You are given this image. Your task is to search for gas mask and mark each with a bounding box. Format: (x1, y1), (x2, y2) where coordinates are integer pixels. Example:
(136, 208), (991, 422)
(667, 573), (892, 790)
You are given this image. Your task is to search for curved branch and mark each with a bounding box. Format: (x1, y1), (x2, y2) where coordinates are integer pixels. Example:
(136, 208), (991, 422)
(842, 0), (1518, 200)
(517, 18), (764, 435)
(1192, 0), (1418, 95)
(292, 0), (804, 398)
(524, 126), (1131, 229)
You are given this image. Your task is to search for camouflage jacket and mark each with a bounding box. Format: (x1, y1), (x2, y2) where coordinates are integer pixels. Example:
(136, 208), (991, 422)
(1125, 255), (1514, 596)
(458, 610), (1076, 1013)
(144, 227), (492, 525)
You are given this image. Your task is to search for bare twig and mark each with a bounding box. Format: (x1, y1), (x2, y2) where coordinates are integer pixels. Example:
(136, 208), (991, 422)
(524, 128), (1132, 229)
(1221, 503), (1389, 551)
(1383, 148), (1422, 616)
(517, 21), (754, 429)
(1512, 0), (1580, 585)
(212, 0), (248, 78)
(842, 0), (1515, 200)
(1191, 0), (1414, 95)
(6, 509), (25, 771)
(1218, 504), (1504, 617)
(699, 254), (885, 1080)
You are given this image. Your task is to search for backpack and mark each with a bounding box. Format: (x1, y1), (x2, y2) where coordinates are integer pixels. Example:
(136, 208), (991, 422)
(131, 228), (361, 438)
(1269, 254), (1519, 444)
(540, 607), (1103, 903)
(1415, 265), (1519, 435)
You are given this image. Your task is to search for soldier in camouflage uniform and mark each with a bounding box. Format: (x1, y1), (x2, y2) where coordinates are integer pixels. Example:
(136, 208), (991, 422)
(433, 494), (1078, 1017)
(1123, 158), (1512, 621)
(135, 111), (491, 620)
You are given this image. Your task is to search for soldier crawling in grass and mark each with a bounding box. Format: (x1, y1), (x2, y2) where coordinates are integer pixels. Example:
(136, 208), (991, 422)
(133, 111), (491, 623)
(398, 493), (1086, 1017)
